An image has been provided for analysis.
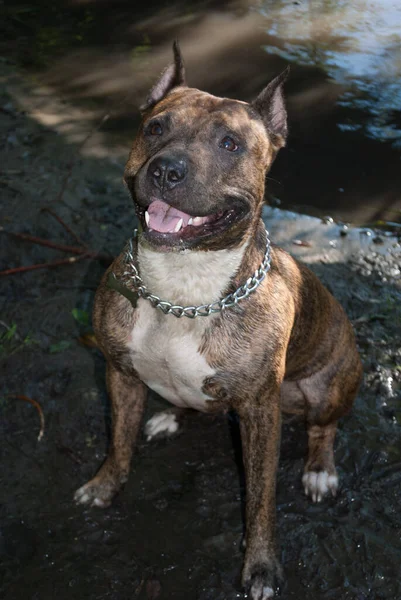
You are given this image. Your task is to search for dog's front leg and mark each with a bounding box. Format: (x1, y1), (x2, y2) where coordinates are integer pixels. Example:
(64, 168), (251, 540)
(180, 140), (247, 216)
(239, 388), (282, 599)
(75, 364), (147, 508)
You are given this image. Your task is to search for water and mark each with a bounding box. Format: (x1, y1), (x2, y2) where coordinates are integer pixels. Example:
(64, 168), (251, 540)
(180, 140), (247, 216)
(1, 0), (401, 227)
(263, 0), (401, 148)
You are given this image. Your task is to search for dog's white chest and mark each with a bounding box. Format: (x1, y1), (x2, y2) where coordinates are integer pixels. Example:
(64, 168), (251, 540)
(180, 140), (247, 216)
(126, 242), (247, 411)
(128, 300), (215, 411)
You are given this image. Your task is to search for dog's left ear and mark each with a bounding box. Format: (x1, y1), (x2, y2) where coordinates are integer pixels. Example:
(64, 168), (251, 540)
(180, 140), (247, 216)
(252, 66), (289, 149)
(141, 41), (186, 112)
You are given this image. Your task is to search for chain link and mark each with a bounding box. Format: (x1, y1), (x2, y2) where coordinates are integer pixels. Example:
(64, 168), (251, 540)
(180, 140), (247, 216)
(117, 230), (271, 318)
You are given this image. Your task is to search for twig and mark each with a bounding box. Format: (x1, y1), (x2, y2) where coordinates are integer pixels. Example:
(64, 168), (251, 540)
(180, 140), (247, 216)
(1, 230), (113, 274)
(7, 394), (45, 441)
(56, 444), (83, 465)
(41, 207), (87, 248)
(1, 100), (123, 276)
(5, 231), (88, 255)
(0, 255), (89, 276)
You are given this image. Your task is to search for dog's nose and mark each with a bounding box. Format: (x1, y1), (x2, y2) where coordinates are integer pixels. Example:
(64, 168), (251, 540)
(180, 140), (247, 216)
(149, 155), (187, 190)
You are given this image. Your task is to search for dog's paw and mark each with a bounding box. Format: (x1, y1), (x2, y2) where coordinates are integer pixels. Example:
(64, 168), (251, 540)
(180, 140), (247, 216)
(74, 479), (117, 508)
(302, 470), (338, 503)
(243, 560), (282, 600)
(145, 411), (179, 441)
(248, 578), (275, 599)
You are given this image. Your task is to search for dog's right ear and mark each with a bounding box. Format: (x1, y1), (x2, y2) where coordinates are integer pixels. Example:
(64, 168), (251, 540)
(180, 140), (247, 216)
(140, 41), (186, 112)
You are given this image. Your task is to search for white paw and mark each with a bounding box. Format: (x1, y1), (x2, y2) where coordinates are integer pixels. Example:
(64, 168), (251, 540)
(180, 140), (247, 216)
(249, 581), (274, 599)
(302, 470), (338, 503)
(145, 411), (179, 441)
(74, 483), (111, 508)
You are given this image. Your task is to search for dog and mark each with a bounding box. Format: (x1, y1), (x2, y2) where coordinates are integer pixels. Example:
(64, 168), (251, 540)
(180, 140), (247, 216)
(74, 42), (362, 599)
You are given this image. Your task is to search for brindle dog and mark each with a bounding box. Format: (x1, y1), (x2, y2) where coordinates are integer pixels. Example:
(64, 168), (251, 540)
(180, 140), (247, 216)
(75, 43), (362, 599)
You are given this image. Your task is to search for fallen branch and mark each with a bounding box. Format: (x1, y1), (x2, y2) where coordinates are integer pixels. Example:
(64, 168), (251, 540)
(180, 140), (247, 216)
(7, 394), (45, 441)
(0, 254), (91, 276)
(41, 207), (87, 248)
(5, 231), (90, 255)
(0, 229), (113, 276)
(4, 230), (112, 261)
(56, 444), (83, 465)
(0, 101), (124, 277)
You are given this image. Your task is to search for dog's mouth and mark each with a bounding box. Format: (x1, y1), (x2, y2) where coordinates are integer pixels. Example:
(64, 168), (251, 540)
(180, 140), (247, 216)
(137, 198), (248, 248)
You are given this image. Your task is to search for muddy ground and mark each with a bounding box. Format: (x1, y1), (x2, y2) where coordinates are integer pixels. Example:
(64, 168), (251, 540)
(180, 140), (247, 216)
(1, 67), (401, 600)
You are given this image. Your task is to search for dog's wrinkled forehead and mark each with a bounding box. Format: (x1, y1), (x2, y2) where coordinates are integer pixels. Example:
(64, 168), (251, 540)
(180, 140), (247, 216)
(145, 88), (270, 147)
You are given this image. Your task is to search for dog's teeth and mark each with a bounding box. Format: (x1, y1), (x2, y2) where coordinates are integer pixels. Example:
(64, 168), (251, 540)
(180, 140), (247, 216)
(145, 211), (150, 226)
(193, 216), (203, 226)
(188, 217), (193, 226)
(174, 218), (183, 233)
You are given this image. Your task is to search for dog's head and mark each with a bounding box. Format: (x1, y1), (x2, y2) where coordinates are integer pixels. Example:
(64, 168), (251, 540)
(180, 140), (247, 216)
(124, 42), (288, 252)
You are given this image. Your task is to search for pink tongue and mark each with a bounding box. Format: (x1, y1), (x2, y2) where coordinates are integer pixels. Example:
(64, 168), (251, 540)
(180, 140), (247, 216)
(147, 200), (191, 233)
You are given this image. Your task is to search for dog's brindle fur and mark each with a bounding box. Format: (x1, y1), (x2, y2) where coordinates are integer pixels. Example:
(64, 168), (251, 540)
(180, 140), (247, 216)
(75, 44), (362, 598)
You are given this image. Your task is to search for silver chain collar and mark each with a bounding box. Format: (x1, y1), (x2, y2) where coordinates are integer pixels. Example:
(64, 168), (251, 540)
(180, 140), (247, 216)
(117, 229), (272, 318)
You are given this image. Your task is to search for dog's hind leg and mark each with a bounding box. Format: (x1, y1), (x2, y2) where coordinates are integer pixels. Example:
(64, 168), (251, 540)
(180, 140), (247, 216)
(302, 421), (339, 502)
(299, 358), (362, 502)
(74, 364), (147, 508)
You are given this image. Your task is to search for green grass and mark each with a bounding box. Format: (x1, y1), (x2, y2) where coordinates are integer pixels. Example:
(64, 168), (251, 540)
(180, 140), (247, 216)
(0, 321), (37, 357)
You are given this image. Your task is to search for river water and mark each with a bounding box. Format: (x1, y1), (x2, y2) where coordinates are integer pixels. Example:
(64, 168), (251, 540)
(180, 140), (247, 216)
(2, 0), (401, 227)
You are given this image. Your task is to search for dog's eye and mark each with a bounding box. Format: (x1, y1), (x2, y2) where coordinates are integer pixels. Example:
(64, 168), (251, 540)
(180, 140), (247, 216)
(220, 136), (238, 152)
(148, 122), (163, 136)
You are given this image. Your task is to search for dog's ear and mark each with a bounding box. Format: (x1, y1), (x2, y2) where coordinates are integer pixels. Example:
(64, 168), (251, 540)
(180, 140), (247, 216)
(252, 66), (289, 149)
(141, 41), (186, 112)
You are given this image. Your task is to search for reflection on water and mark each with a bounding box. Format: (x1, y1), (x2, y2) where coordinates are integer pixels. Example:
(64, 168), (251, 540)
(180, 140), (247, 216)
(260, 0), (401, 146)
(2, 0), (401, 224)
